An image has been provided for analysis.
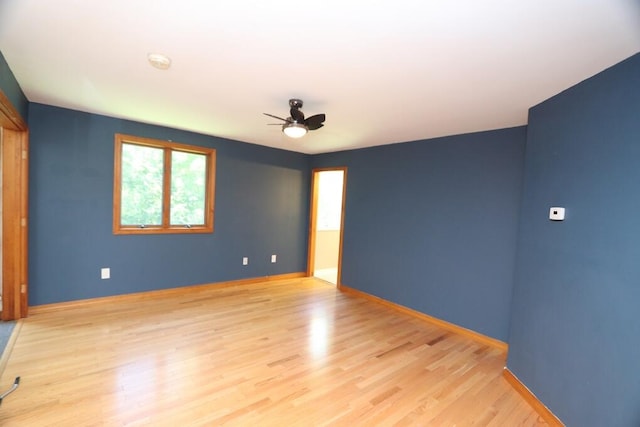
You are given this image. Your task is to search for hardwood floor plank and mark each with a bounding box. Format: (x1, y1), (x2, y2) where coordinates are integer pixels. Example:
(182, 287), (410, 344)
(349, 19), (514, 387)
(0, 277), (549, 426)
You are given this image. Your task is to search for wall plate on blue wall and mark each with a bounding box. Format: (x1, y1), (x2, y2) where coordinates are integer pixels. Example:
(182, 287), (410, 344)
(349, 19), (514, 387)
(549, 207), (565, 221)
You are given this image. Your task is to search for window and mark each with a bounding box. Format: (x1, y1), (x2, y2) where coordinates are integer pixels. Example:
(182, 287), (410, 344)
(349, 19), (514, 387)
(113, 133), (215, 234)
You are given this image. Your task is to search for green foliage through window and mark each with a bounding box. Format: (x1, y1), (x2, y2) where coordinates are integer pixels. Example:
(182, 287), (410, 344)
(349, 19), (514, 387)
(121, 144), (164, 225)
(113, 134), (215, 234)
(170, 151), (206, 225)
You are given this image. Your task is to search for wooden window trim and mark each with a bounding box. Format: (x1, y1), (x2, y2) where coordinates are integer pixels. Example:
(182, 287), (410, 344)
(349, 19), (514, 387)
(113, 133), (216, 235)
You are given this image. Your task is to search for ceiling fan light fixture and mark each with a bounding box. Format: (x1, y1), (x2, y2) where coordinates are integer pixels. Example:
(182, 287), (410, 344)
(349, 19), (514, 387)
(283, 122), (308, 138)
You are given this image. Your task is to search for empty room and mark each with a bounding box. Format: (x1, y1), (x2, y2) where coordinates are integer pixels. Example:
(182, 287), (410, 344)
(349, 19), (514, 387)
(0, 1), (639, 426)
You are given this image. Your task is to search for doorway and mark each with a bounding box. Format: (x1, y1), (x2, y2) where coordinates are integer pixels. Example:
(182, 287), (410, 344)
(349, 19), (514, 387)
(308, 168), (346, 286)
(0, 91), (29, 321)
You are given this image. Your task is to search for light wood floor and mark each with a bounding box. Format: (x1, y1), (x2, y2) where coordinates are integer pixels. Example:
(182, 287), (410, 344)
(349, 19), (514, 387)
(0, 277), (547, 426)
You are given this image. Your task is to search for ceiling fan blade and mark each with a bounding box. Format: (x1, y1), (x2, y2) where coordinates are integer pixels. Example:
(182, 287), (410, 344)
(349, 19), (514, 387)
(263, 112), (290, 122)
(290, 108), (305, 122)
(305, 114), (326, 130)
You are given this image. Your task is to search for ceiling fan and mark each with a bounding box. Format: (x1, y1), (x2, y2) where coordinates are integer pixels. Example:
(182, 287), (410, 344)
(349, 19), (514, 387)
(264, 99), (326, 138)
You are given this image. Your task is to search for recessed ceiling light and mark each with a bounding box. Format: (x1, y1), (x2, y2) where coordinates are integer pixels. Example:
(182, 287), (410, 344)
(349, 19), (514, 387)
(147, 53), (171, 70)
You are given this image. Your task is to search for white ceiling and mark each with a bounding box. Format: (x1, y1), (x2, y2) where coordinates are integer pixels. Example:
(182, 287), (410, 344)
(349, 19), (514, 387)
(1, 1), (639, 154)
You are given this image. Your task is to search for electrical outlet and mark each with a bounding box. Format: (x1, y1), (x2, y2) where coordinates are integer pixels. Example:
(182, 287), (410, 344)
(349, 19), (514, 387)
(243, 257), (249, 265)
(549, 207), (565, 221)
(271, 254), (277, 263)
(101, 268), (110, 280)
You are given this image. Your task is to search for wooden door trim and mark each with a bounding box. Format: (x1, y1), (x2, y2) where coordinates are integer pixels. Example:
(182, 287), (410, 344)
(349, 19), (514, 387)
(306, 172), (320, 277)
(0, 90), (27, 131)
(0, 88), (29, 320)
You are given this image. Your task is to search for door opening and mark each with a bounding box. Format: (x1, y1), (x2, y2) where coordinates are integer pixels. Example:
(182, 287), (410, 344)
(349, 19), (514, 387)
(0, 90), (29, 321)
(308, 168), (346, 286)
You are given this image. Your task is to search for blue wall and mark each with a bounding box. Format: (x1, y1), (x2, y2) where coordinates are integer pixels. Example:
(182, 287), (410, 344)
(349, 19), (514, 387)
(508, 52), (640, 427)
(28, 103), (310, 305)
(312, 127), (526, 342)
(0, 50), (28, 123)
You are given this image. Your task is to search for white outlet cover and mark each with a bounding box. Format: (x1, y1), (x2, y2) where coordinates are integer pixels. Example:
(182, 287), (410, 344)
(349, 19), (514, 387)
(101, 268), (110, 279)
(549, 207), (565, 221)
(271, 254), (277, 263)
(243, 257), (248, 265)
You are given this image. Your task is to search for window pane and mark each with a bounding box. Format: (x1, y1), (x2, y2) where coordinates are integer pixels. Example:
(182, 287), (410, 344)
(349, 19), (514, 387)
(121, 144), (164, 225)
(170, 151), (207, 225)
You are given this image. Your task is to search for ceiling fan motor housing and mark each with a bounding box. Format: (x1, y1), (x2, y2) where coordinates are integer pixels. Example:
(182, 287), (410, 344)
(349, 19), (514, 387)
(289, 99), (304, 109)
